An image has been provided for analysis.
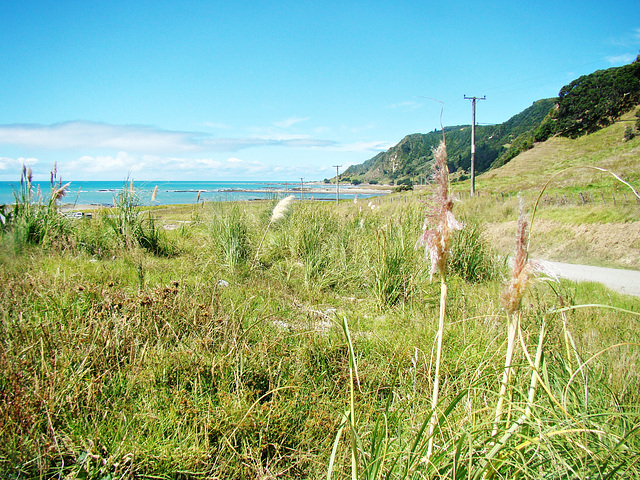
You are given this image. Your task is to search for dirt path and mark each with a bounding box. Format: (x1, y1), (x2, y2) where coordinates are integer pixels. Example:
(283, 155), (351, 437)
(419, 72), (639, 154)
(546, 261), (640, 298)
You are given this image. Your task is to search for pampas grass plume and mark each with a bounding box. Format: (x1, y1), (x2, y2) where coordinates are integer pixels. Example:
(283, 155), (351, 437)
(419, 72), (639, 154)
(416, 140), (462, 280)
(500, 203), (531, 314)
(52, 182), (71, 201)
(499, 199), (556, 314)
(271, 195), (295, 222)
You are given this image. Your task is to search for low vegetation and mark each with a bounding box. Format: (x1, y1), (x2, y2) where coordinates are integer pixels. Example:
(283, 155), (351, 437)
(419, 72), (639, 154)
(1, 152), (639, 479)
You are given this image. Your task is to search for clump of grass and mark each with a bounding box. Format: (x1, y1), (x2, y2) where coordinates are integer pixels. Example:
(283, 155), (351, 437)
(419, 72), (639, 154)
(102, 180), (176, 257)
(210, 203), (253, 272)
(7, 164), (72, 250)
(448, 219), (501, 283)
(372, 219), (421, 308)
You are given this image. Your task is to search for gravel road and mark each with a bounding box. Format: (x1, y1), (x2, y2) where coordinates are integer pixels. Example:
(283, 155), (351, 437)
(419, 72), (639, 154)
(545, 261), (640, 298)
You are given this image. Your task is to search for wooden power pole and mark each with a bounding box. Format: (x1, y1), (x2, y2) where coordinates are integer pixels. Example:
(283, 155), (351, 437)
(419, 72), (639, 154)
(333, 165), (342, 205)
(464, 95), (486, 197)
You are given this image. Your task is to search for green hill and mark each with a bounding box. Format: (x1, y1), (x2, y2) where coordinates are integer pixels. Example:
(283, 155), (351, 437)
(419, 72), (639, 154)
(340, 99), (555, 185)
(475, 105), (640, 195)
(342, 56), (640, 186)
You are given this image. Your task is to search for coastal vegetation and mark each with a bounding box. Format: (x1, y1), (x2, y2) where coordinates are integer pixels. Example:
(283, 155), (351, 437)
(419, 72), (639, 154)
(1, 135), (639, 478)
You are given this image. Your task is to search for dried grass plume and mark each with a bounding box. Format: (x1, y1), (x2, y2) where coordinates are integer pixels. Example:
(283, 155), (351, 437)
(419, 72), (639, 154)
(500, 200), (556, 313)
(416, 140), (462, 279)
(271, 195), (295, 222)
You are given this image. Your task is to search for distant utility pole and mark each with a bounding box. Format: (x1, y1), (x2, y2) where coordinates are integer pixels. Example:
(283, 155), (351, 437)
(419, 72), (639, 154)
(333, 165), (342, 205)
(300, 178), (304, 200)
(464, 95), (486, 197)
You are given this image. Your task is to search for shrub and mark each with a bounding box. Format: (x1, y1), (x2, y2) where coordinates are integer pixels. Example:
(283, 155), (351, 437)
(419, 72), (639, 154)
(393, 184), (413, 192)
(624, 125), (636, 141)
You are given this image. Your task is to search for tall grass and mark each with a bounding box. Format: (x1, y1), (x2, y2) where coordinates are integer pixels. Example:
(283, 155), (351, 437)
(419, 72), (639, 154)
(210, 203), (253, 272)
(448, 219), (501, 283)
(8, 164), (72, 250)
(102, 180), (177, 257)
(1, 166), (639, 479)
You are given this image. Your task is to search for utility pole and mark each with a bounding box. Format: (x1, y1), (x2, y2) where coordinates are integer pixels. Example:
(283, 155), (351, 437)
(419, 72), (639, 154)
(333, 165), (342, 205)
(300, 178), (304, 200)
(464, 95), (486, 197)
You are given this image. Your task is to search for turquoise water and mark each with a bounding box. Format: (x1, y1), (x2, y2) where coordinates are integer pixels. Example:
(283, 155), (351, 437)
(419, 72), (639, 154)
(0, 180), (370, 206)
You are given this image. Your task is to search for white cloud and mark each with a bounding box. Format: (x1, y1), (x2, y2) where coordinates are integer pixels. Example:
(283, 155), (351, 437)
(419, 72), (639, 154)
(605, 53), (637, 65)
(335, 140), (394, 152)
(201, 135), (336, 151)
(0, 122), (198, 153)
(388, 100), (423, 110)
(58, 152), (277, 179)
(199, 122), (231, 129)
(273, 116), (310, 128)
(67, 151), (138, 174)
(606, 27), (640, 48)
(0, 121), (336, 154)
(0, 156), (39, 171)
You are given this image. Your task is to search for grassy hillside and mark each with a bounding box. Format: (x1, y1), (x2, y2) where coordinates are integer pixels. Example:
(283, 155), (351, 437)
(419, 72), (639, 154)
(473, 106), (640, 194)
(340, 99), (555, 185)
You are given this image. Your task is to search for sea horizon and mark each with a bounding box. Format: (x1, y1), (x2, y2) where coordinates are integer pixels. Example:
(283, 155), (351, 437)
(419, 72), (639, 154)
(0, 179), (381, 206)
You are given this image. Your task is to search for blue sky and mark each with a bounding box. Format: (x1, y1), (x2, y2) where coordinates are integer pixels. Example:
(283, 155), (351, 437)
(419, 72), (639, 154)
(1, 0), (639, 181)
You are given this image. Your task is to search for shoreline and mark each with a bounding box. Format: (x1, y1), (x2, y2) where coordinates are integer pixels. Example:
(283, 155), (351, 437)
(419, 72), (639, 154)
(58, 183), (394, 211)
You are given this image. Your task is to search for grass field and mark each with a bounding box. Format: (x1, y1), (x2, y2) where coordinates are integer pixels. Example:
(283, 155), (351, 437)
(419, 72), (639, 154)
(1, 123), (640, 479)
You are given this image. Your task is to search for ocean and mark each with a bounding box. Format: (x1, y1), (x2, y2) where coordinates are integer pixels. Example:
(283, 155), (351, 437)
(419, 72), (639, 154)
(0, 180), (375, 206)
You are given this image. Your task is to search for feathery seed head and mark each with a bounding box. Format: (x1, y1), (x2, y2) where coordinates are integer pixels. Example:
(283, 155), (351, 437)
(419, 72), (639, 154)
(51, 162), (58, 185)
(52, 182), (71, 201)
(151, 185), (158, 202)
(499, 200), (557, 313)
(271, 195), (295, 222)
(416, 140), (462, 279)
